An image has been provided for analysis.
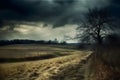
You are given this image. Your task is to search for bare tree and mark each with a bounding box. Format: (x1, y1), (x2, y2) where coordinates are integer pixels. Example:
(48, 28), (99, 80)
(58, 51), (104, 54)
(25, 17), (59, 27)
(77, 8), (114, 44)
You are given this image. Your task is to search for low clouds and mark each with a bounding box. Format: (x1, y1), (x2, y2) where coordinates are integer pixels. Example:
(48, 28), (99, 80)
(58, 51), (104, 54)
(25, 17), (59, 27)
(2, 24), (78, 43)
(0, 0), (117, 40)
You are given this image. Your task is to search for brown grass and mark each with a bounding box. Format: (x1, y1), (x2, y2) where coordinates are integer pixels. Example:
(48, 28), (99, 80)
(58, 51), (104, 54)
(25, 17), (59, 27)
(0, 53), (90, 80)
(0, 44), (91, 80)
(87, 45), (120, 80)
(0, 44), (77, 63)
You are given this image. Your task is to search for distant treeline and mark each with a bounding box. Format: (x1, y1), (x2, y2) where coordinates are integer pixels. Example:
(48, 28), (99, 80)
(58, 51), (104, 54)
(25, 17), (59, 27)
(0, 39), (67, 46)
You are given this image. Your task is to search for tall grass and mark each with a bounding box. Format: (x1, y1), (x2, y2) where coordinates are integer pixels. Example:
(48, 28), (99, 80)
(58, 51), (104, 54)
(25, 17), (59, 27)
(89, 45), (120, 80)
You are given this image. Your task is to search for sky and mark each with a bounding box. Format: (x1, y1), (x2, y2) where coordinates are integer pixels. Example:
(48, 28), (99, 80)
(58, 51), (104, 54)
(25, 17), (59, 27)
(0, 0), (120, 43)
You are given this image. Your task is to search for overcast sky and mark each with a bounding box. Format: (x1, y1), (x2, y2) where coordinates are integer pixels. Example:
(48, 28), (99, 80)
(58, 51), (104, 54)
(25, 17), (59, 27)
(0, 0), (119, 43)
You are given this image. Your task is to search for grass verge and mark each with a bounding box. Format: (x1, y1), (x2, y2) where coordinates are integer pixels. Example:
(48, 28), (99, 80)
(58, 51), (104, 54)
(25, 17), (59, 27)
(86, 45), (120, 80)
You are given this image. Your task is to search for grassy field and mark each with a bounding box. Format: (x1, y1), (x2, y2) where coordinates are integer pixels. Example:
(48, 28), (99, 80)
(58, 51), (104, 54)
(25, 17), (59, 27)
(0, 44), (91, 80)
(86, 45), (120, 80)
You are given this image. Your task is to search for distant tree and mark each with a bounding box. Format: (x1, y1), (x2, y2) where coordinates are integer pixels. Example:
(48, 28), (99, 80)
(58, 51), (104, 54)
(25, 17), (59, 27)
(77, 7), (114, 44)
(53, 38), (58, 44)
(60, 41), (67, 44)
(47, 40), (52, 44)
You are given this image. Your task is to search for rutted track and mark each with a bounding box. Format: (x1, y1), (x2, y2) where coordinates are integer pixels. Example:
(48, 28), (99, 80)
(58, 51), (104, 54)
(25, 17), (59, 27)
(0, 44), (92, 80)
(0, 52), (91, 80)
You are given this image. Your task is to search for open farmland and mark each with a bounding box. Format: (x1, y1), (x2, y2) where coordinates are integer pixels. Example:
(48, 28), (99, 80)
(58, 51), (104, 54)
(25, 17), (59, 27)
(0, 44), (91, 80)
(0, 44), (79, 58)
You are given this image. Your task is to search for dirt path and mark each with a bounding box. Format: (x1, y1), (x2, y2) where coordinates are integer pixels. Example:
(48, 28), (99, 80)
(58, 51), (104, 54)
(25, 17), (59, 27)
(0, 51), (91, 80)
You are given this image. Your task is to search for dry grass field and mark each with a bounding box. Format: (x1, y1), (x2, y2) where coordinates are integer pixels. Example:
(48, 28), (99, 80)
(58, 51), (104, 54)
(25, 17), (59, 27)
(0, 44), (91, 80)
(86, 45), (120, 80)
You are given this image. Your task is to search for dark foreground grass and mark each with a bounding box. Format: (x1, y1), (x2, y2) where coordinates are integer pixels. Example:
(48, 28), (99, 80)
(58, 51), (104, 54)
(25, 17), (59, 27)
(87, 45), (120, 80)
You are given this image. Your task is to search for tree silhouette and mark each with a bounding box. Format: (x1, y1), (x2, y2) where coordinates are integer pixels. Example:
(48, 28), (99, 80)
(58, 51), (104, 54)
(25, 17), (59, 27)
(53, 38), (58, 44)
(77, 7), (114, 44)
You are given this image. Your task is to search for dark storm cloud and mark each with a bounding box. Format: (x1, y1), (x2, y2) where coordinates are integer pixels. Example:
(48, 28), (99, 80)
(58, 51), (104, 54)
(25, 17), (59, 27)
(110, 0), (120, 18)
(0, 0), (111, 28)
(0, 0), (73, 27)
(0, 0), (119, 40)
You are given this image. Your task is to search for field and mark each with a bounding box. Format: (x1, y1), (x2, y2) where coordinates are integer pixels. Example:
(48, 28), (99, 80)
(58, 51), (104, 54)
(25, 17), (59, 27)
(90, 45), (120, 80)
(0, 44), (91, 80)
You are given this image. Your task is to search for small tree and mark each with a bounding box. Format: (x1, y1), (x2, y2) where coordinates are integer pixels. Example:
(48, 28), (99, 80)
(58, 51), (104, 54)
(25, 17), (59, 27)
(53, 38), (58, 44)
(60, 41), (67, 45)
(77, 7), (114, 44)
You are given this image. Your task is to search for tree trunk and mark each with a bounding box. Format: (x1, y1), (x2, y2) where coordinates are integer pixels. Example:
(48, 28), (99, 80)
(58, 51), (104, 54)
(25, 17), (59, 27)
(97, 37), (102, 44)
(97, 25), (103, 44)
